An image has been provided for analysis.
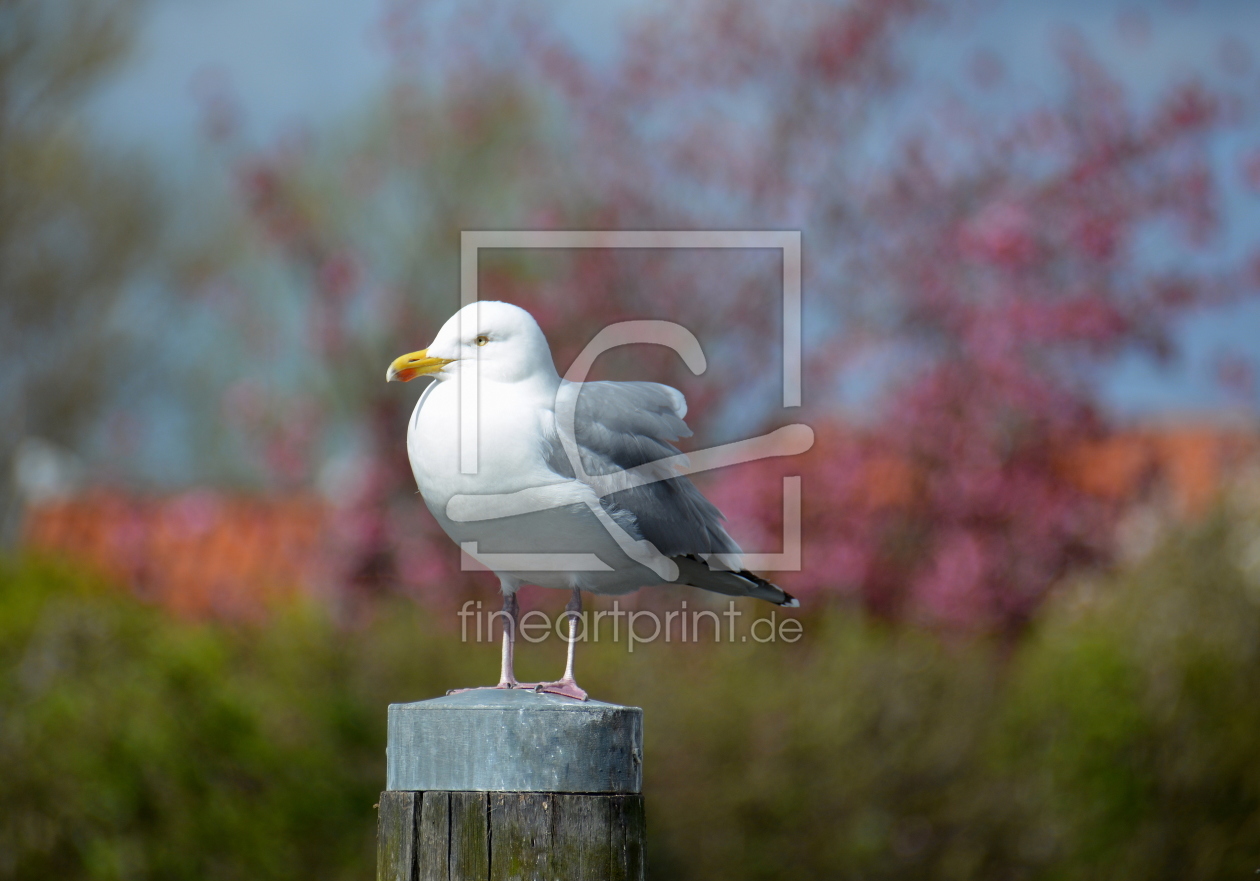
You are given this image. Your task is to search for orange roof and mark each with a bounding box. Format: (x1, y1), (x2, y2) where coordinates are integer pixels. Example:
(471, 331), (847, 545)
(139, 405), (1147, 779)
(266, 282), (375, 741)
(21, 425), (1258, 617)
(1056, 426), (1257, 516)
(24, 490), (327, 619)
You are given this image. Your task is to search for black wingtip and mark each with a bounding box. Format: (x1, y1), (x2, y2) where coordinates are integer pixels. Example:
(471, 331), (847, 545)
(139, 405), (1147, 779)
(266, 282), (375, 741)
(735, 568), (799, 608)
(673, 555), (800, 607)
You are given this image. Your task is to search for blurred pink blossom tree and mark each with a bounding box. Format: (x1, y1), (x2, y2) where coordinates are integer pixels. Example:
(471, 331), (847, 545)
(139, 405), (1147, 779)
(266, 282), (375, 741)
(193, 0), (1259, 635)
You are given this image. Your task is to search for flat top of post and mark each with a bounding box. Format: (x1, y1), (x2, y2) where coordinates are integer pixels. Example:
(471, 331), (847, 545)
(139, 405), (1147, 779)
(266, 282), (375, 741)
(387, 688), (644, 793)
(391, 689), (641, 714)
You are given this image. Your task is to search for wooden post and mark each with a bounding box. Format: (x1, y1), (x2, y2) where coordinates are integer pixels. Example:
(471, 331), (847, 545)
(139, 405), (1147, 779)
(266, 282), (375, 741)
(376, 689), (645, 881)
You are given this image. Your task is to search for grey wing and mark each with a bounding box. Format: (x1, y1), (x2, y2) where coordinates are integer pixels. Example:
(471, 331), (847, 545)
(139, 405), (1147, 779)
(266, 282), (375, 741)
(549, 380), (742, 562)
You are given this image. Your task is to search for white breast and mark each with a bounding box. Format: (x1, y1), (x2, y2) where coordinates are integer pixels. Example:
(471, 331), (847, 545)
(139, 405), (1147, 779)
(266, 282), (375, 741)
(405, 377), (662, 595)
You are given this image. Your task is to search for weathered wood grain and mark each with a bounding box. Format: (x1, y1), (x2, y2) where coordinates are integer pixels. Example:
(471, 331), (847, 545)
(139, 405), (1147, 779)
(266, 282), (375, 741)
(418, 791), (451, 881)
(449, 791), (489, 880)
(489, 792), (553, 881)
(379, 791), (646, 880)
(376, 791), (417, 881)
(609, 794), (647, 881)
(553, 793), (611, 879)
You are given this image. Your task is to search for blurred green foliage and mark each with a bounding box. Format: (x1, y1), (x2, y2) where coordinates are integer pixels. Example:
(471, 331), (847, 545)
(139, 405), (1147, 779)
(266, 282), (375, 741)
(0, 0), (159, 541)
(636, 511), (1260, 879)
(3, 507), (1259, 880)
(0, 561), (483, 880)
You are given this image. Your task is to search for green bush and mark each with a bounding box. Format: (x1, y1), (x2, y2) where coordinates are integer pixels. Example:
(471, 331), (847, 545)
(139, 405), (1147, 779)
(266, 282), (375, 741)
(1004, 515), (1260, 880)
(0, 560), (482, 880)
(625, 514), (1260, 879)
(2, 510), (1259, 879)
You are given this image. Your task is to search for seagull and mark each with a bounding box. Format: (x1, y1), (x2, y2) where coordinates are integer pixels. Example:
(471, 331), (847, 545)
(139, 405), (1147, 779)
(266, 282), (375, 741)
(387, 301), (797, 700)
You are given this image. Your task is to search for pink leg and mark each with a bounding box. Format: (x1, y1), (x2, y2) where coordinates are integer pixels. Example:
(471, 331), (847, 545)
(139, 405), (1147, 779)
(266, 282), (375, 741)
(533, 588), (588, 701)
(447, 592), (540, 695)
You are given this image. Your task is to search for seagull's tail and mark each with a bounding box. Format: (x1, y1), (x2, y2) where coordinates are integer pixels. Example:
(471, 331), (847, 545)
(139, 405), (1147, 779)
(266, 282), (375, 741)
(670, 554), (800, 607)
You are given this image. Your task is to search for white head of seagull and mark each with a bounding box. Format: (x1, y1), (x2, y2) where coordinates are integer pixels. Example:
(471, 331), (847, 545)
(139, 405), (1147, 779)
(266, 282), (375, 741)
(386, 301), (559, 387)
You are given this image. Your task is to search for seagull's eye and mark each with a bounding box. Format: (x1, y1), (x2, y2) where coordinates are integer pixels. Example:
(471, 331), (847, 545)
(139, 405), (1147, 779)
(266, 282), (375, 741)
(475, 335), (489, 347)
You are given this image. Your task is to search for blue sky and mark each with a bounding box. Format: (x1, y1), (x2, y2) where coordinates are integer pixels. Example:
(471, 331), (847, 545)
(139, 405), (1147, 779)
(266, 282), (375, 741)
(89, 0), (1260, 425)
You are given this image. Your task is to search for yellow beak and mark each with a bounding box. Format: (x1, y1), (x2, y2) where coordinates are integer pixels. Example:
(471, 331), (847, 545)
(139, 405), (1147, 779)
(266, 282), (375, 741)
(386, 349), (454, 382)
